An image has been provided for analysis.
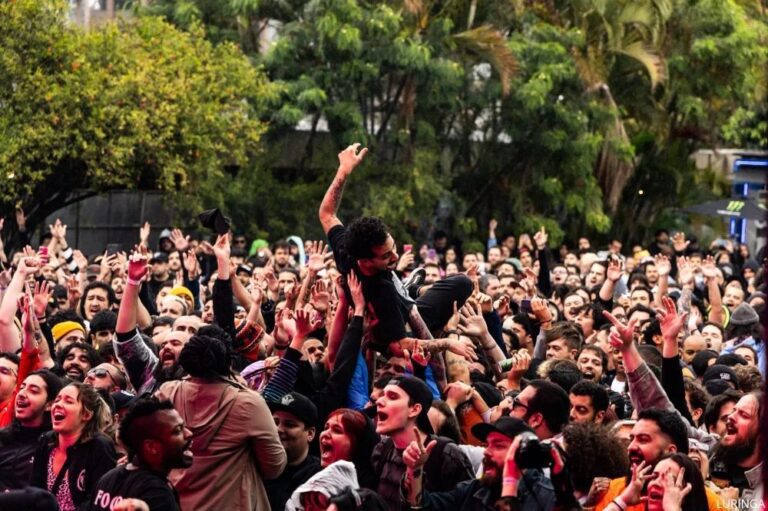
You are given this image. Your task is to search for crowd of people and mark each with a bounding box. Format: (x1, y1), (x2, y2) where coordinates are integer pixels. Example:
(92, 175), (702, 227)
(0, 143), (765, 511)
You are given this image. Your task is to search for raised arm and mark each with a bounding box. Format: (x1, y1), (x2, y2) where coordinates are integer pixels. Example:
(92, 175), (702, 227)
(116, 252), (149, 334)
(318, 144), (368, 234)
(701, 256), (724, 326)
(0, 255), (38, 352)
(653, 255), (671, 308)
(599, 258), (622, 304)
(656, 296), (693, 423)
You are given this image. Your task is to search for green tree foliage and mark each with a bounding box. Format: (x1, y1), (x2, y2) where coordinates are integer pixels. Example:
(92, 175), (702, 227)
(0, 0), (271, 236)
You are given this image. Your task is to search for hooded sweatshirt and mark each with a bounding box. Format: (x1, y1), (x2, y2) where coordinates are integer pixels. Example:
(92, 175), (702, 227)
(157, 377), (286, 511)
(285, 460), (359, 511)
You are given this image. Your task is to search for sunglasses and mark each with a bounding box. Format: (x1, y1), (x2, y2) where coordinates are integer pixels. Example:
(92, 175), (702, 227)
(87, 368), (115, 385)
(307, 346), (325, 355)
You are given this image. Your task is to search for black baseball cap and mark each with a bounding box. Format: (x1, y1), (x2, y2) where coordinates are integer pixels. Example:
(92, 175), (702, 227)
(702, 364), (738, 389)
(472, 417), (533, 442)
(150, 252), (169, 264)
(388, 375), (434, 435)
(268, 392), (318, 426)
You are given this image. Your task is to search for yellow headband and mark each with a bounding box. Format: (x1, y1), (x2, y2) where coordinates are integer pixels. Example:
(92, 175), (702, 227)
(51, 321), (86, 342)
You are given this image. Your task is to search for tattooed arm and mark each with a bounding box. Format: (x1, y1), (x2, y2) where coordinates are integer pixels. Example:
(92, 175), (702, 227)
(319, 144), (368, 234)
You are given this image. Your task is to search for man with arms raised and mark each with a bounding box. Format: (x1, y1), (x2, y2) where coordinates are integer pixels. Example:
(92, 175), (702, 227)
(319, 145), (475, 387)
(115, 252), (191, 394)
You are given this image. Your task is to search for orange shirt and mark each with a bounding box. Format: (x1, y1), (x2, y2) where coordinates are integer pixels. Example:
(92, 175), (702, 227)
(593, 476), (727, 511)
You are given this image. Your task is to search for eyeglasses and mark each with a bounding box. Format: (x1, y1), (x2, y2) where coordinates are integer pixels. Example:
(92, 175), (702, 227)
(0, 366), (17, 378)
(307, 346), (325, 355)
(511, 397), (529, 412)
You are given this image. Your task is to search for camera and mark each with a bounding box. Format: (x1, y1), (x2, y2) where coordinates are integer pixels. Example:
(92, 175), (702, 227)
(514, 432), (553, 469)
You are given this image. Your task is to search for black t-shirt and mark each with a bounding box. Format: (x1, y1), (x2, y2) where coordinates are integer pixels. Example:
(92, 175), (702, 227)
(91, 464), (179, 511)
(265, 454), (321, 511)
(327, 225), (414, 350)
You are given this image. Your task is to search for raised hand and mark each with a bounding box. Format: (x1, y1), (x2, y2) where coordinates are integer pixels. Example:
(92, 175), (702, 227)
(170, 228), (190, 252)
(249, 282), (264, 306)
(606, 258), (623, 282)
(700, 255), (718, 279)
(66, 275), (81, 308)
(494, 295), (511, 317)
(17, 255), (40, 277)
(458, 301), (489, 338)
(212, 234), (231, 261)
(127, 252), (150, 283)
(489, 218), (498, 233)
(347, 271), (365, 313)
(654, 254), (671, 277)
(294, 306), (322, 341)
(72, 250), (88, 273)
(49, 218), (67, 244)
(396, 249), (415, 272)
(264, 268), (279, 294)
(464, 262), (479, 283)
(672, 232), (689, 253)
(310, 280), (330, 313)
(139, 222), (151, 245)
(403, 428), (437, 470)
(533, 226), (548, 250)
(530, 297), (552, 324)
(677, 256), (694, 286)
(603, 310), (637, 350)
(273, 308), (296, 347)
(306, 240), (328, 273)
(656, 296), (687, 342)
(337, 143), (368, 176)
(183, 249), (200, 279)
(32, 280), (52, 319)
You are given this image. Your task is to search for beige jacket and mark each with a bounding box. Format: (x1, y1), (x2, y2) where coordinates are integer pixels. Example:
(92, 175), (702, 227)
(158, 377), (287, 511)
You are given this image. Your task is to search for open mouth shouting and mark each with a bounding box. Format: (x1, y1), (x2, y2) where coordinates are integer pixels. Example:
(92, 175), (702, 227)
(65, 366), (85, 381)
(51, 405), (68, 430)
(160, 350), (177, 368)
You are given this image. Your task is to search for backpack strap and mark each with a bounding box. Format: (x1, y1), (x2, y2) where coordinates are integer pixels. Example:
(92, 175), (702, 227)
(424, 436), (453, 483)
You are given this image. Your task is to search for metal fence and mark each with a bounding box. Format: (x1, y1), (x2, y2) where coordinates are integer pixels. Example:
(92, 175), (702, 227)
(40, 190), (174, 255)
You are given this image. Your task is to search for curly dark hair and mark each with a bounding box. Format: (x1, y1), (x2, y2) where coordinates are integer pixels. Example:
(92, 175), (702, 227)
(56, 341), (101, 373)
(119, 396), (176, 459)
(179, 335), (229, 378)
(346, 217), (390, 260)
(562, 422), (629, 494)
(89, 310), (117, 333)
(78, 281), (117, 319)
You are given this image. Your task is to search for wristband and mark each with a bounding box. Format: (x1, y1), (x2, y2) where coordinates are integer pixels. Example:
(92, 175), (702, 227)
(126, 277), (142, 287)
(503, 477), (519, 486)
(612, 497), (627, 511)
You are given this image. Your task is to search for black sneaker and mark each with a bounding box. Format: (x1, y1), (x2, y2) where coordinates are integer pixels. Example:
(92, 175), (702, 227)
(403, 268), (426, 299)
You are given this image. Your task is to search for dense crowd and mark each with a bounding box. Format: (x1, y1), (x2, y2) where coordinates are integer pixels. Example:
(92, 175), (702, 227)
(0, 144), (764, 511)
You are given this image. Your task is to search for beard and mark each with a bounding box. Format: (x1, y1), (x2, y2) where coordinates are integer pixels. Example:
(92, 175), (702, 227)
(712, 436), (758, 467)
(154, 362), (185, 384)
(480, 456), (503, 488)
